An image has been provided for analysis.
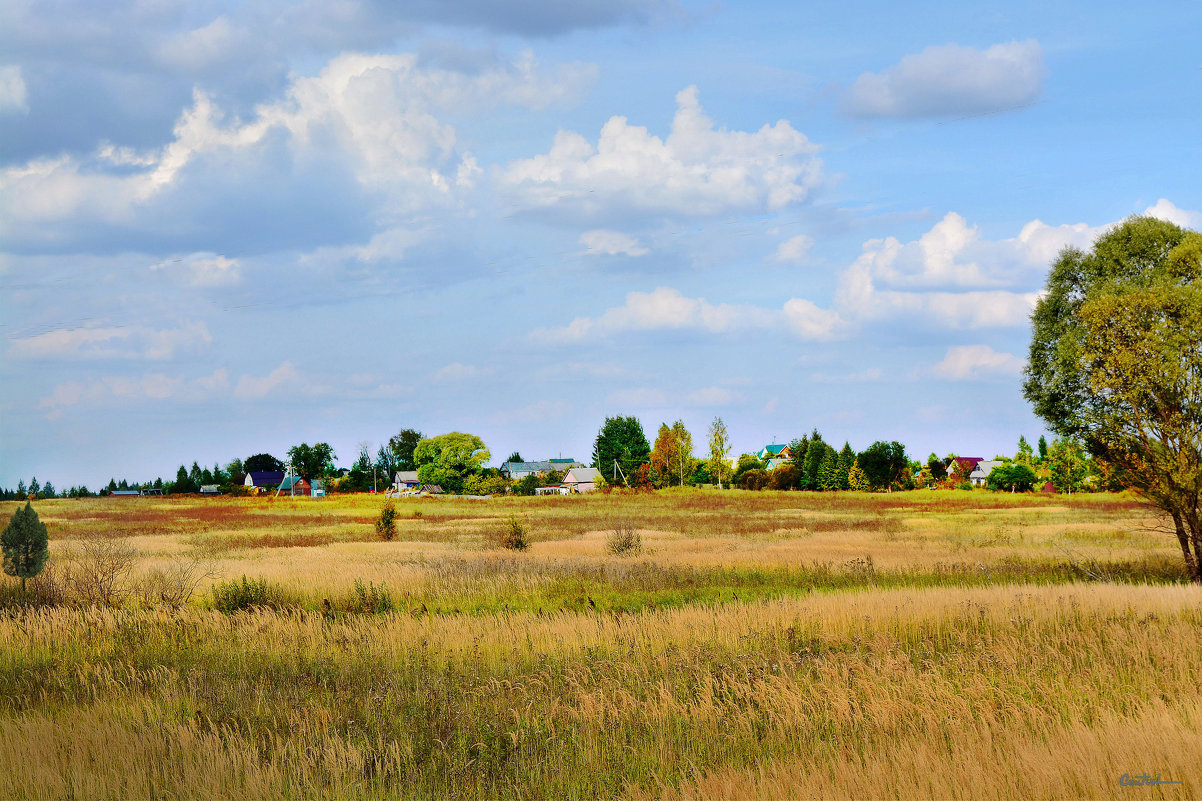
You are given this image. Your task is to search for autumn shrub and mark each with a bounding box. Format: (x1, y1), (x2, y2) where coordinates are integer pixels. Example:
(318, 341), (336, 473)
(497, 515), (529, 551)
(607, 523), (642, 556)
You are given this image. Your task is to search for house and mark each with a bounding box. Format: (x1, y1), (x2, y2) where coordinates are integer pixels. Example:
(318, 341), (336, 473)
(279, 475), (311, 495)
(765, 457), (791, 471)
(245, 471), (285, 488)
(948, 457), (983, 479)
(756, 444), (792, 463)
(199, 485), (220, 495)
(311, 480), (325, 498)
(534, 484), (568, 495)
(562, 467), (601, 493)
(393, 471), (421, 490)
(499, 460), (586, 480)
(111, 490), (140, 498)
(968, 461), (1004, 486)
(420, 484), (444, 495)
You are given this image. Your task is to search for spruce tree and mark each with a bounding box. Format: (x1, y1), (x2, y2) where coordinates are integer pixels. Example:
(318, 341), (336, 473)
(2, 502), (49, 593)
(848, 460), (871, 492)
(818, 449), (839, 491)
(836, 443), (855, 490)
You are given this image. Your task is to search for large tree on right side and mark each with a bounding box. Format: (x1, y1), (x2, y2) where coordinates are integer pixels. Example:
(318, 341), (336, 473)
(1023, 216), (1202, 580)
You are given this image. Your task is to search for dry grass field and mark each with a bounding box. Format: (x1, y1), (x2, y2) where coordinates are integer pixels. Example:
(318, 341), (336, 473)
(1, 489), (1198, 799)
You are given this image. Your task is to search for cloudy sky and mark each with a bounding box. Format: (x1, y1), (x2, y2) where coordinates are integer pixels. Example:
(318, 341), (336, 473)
(1, 0), (1198, 488)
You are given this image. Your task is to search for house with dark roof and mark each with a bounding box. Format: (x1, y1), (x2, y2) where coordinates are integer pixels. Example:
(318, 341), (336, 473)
(245, 471), (285, 488)
(948, 457), (983, 479)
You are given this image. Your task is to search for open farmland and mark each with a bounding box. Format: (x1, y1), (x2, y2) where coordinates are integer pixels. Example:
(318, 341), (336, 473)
(1, 490), (1199, 799)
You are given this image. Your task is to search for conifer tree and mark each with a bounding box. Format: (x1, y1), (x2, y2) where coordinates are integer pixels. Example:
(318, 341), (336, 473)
(2, 502), (49, 593)
(836, 443), (855, 490)
(848, 460), (871, 491)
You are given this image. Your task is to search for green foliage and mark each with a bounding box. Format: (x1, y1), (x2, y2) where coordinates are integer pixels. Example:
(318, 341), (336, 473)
(732, 454), (766, 487)
(848, 460), (870, 491)
(287, 442), (337, 480)
(650, 420), (695, 487)
(593, 416), (651, 486)
(498, 515), (529, 551)
(211, 576), (281, 612)
(244, 453), (284, 473)
(413, 432), (490, 494)
(801, 432), (828, 490)
(836, 443), (855, 490)
(857, 441), (908, 491)
(818, 449), (840, 491)
(462, 473), (512, 496)
(513, 475), (542, 496)
(986, 463), (1038, 493)
(739, 469), (770, 491)
(1047, 437), (1089, 493)
(1024, 215), (1202, 580)
(769, 464), (799, 491)
(348, 579), (393, 614)
(389, 429), (425, 472)
(375, 501), (398, 541)
(706, 417), (733, 489)
(2, 502), (49, 592)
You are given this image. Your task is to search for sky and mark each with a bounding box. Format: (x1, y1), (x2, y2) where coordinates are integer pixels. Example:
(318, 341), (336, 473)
(1, 0), (1199, 489)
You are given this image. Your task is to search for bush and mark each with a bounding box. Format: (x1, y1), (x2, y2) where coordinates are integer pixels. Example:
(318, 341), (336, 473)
(66, 537), (137, 607)
(348, 579), (393, 614)
(375, 500), (398, 541)
(2, 502), (49, 593)
(497, 515), (529, 551)
(606, 523), (642, 556)
(739, 469), (770, 491)
(211, 575), (280, 612)
(135, 556), (214, 609)
(769, 465), (799, 491)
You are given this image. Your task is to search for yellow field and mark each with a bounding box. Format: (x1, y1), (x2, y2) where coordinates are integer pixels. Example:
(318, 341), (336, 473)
(0, 490), (1197, 799)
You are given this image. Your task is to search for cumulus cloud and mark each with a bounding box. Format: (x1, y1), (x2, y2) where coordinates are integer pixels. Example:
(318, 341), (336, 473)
(579, 229), (648, 256)
(499, 86), (822, 220)
(843, 40), (1045, 118)
(1144, 198), (1202, 230)
(772, 234), (814, 264)
(929, 345), (1025, 380)
(8, 322), (212, 360)
(0, 50), (594, 249)
(0, 65), (27, 114)
(37, 368), (230, 418)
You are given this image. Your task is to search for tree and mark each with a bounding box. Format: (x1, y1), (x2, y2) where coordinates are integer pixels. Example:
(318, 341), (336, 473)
(592, 416), (650, 486)
(1016, 436), (1034, 465)
(414, 432), (490, 493)
(388, 429), (425, 472)
(986, 463), (1037, 493)
(173, 465), (197, 494)
(2, 502), (49, 593)
(1023, 216), (1202, 580)
(505, 451), (523, 464)
(818, 449), (840, 491)
(1037, 436), (1049, 462)
(836, 443), (855, 490)
(28, 477), (40, 497)
(287, 443), (336, 480)
(244, 453), (284, 473)
(857, 441), (908, 491)
(801, 434), (830, 490)
(650, 420), (695, 487)
(733, 454), (767, 487)
(1047, 437), (1089, 493)
(927, 453), (948, 482)
(769, 464), (799, 490)
(848, 460), (870, 491)
(707, 417), (733, 489)
(375, 445), (397, 483)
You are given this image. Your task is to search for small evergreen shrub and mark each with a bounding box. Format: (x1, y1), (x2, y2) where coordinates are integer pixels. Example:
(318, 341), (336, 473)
(375, 501), (398, 541)
(2, 502), (49, 593)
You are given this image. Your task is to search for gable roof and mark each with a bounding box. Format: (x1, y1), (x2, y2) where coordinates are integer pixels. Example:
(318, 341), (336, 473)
(951, 457), (983, 474)
(563, 467), (600, 484)
(394, 471), (420, 483)
(500, 460), (585, 475)
(760, 444), (789, 456)
(246, 470), (285, 487)
(279, 475), (310, 490)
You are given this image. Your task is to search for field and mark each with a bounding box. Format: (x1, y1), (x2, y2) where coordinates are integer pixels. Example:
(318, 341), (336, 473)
(1, 490), (1199, 799)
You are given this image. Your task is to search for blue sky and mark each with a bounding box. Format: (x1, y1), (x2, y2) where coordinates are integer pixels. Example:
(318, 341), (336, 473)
(1, 0), (1198, 488)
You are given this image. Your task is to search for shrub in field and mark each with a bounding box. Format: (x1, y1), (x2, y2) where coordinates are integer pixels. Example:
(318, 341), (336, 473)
(67, 537), (137, 607)
(769, 465), (799, 491)
(348, 579), (393, 614)
(2, 502), (49, 593)
(136, 557), (215, 609)
(739, 468), (769, 491)
(497, 515), (529, 551)
(375, 500), (398, 541)
(607, 523), (642, 556)
(211, 575), (280, 612)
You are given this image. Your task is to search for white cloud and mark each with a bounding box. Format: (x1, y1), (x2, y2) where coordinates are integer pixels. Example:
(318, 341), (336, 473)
(0, 50), (595, 239)
(605, 387), (669, 408)
(234, 361), (301, 399)
(36, 368), (229, 418)
(929, 345), (1025, 380)
(579, 229), (648, 256)
(499, 85), (822, 219)
(152, 254), (242, 287)
(155, 16), (241, 71)
(773, 234), (814, 264)
(843, 40), (1045, 118)
(685, 386), (744, 406)
(9, 322), (211, 360)
(434, 362), (486, 381)
(0, 65), (28, 114)
(1144, 198), (1202, 230)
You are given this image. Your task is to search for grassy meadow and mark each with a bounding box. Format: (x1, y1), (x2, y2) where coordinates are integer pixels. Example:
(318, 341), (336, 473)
(1, 489), (1199, 799)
